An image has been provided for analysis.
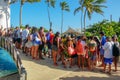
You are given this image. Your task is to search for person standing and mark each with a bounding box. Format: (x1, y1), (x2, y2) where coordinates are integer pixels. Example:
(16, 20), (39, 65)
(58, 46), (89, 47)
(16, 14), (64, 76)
(88, 36), (97, 70)
(75, 36), (84, 69)
(99, 32), (106, 67)
(16, 27), (22, 49)
(22, 25), (29, 53)
(38, 27), (46, 59)
(112, 35), (120, 72)
(103, 37), (113, 74)
(46, 29), (54, 58)
(31, 27), (41, 60)
(52, 32), (60, 66)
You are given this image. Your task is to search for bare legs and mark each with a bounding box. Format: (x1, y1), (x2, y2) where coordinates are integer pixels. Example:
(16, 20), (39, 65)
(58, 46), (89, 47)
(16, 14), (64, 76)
(78, 55), (84, 70)
(114, 57), (118, 71)
(52, 50), (58, 66)
(31, 45), (39, 60)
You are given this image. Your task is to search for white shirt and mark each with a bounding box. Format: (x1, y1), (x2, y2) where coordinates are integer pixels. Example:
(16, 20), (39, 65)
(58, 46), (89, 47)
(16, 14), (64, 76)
(103, 42), (113, 58)
(22, 29), (29, 40)
(17, 29), (22, 38)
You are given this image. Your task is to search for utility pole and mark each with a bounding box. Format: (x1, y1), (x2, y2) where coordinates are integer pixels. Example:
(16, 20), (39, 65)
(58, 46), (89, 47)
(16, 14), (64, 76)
(110, 15), (112, 22)
(119, 17), (120, 23)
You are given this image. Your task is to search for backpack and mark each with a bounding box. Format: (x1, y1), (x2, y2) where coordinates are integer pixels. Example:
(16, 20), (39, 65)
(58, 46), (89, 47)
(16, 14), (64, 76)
(46, 32), (50, 42)
(112, 43), (120, 56)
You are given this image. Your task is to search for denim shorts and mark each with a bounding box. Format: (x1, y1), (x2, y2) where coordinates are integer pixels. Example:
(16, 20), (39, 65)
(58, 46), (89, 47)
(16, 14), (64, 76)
(100, 48), (104, 56)
(90, 55), (96, 61)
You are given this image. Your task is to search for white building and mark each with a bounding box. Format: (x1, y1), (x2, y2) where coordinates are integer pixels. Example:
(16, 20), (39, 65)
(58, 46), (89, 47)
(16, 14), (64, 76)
(0, 0), (10, 29)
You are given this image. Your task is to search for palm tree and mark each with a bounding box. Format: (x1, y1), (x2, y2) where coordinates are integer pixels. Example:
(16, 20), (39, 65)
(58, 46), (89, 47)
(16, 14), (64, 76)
(45, 0), (56, 30)
(19, 0), (41, 27)
(60, 1), (70, 34)
(74, 0), (84, 32)
(74, 0), (107, 32)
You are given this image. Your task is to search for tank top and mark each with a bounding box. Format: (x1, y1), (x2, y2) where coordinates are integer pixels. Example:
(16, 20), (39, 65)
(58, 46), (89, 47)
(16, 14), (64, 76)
(53, 37), (57, 46)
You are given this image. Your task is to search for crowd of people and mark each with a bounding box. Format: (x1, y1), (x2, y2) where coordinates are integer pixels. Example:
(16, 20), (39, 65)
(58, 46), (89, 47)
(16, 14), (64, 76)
(0, 25), (119, 74)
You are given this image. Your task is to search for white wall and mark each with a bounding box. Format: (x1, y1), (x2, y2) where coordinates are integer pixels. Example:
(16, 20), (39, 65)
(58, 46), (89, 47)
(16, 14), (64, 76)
(0, 0), (10, 29)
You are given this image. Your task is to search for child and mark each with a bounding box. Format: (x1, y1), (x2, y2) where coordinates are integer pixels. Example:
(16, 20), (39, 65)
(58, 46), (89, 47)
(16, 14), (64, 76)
(103, 37), (113, 74)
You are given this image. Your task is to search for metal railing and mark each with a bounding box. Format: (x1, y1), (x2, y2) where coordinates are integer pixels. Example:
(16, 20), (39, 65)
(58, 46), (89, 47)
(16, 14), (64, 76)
(0, 36), (27, 80)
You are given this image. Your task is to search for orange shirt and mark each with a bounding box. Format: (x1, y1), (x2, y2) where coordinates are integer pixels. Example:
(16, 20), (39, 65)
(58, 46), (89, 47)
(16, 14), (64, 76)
(76, 41), (83, 55)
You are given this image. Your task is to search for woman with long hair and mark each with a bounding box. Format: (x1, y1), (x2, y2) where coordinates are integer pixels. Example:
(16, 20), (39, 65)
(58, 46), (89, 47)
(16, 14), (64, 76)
(52, 32), (60, 66)
(112, 35), (119, 72)
(88, 36), (97, 71)
(67, 36), (76, 68)
(31, 27), (41, 60)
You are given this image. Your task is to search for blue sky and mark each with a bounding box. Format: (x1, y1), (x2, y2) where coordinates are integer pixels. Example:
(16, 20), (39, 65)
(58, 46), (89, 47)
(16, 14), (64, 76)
(10, 0), (120, 33)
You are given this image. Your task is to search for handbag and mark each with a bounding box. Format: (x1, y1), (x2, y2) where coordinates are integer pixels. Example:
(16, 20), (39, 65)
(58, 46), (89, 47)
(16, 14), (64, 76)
(68, 46), (76, 56)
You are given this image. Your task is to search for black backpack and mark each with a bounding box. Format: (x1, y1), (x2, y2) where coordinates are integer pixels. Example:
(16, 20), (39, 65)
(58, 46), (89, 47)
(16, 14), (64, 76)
(112, 43), (120, 56)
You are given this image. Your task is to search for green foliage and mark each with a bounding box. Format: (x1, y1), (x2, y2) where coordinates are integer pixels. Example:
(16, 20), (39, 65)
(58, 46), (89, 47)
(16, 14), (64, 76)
(60, 1), (70, 12)
(86, 20), (120, 41)
(85, 31), (92, 37)
(74, 0), (107, 30)
(20, 25), (25, 29)
(44, 29), (49, 32)
(45, 0), (56, 8)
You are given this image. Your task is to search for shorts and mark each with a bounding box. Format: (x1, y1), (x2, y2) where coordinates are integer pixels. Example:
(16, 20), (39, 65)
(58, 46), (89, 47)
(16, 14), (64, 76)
(70, 54), (78, 58)
(33, 42), (39, 46)
(100, 48), (104, 56)
(47, 42), (52, 49)
(90, 55), (96, 61)
(104, 58), (113, 65)
(22, 39), (28, 47)
(16, 38), (21, 43)
(25, 41), (33, 48)
(39, 42), (44, 50)
(13, 38), (16, 43)
(52, 45), (58, 51)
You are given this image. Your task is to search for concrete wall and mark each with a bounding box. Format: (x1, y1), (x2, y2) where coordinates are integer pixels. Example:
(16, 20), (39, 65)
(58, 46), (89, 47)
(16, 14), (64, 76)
(0, 0), (10, 29)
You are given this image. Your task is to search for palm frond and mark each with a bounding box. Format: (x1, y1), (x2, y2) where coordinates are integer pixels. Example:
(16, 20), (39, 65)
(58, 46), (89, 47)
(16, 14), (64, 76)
(50, 0), (56, 8)
(94, 4), (107, 8)
(93, 6), (104, 15)
(94, 0), (106, 4)
(60, 1), (70, 11)
(87, 11), (92, 20)
(74, 7), (82, 15)
(9, 0), (17, 4)
(27, 0), (41, 3)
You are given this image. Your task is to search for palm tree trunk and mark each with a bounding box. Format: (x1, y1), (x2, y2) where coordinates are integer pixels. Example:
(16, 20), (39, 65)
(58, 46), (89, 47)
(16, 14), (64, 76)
(47, 3), (52, 30)
(81, 11), (83, 32)
(61, 10), (63, 34)
(83, 9), (87, 32)
(19, 3), (23, 27)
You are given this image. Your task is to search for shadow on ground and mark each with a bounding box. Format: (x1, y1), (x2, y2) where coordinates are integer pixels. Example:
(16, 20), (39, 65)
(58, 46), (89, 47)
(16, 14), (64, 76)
(59, 75), (120, 80)
(19, 50), (120, 72)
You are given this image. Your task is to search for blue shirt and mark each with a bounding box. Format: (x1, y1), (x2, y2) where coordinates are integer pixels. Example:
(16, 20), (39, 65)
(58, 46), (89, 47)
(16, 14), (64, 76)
(101, 36), (106, 46)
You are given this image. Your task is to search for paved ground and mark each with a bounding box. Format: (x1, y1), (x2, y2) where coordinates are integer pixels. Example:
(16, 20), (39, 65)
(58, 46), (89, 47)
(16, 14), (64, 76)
(19, 51), (120, 80)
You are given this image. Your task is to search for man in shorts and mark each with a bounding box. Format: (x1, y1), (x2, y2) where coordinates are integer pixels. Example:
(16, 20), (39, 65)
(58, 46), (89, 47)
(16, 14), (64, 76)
(21, 25), (30, 53)
(38, 27), (46, 59)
